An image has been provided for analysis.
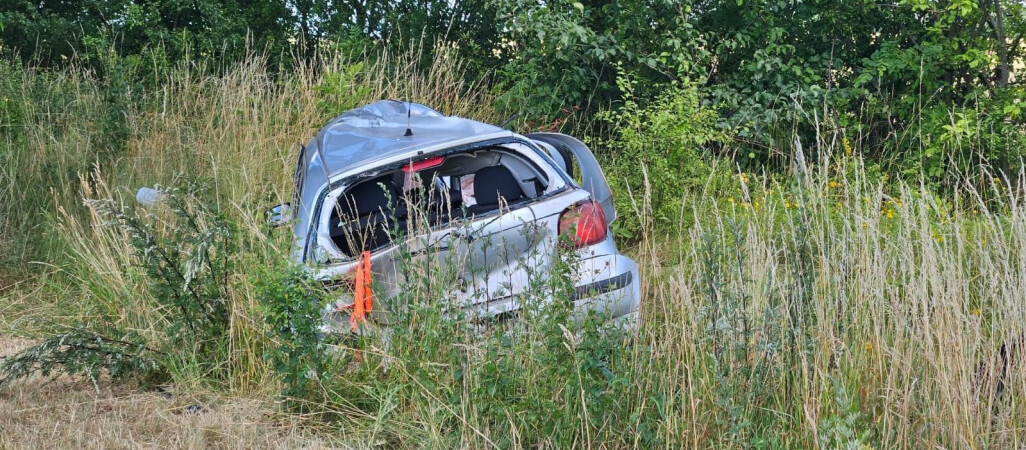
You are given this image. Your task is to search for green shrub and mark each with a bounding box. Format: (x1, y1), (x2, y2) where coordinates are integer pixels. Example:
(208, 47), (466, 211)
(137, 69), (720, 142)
(256, 261), (335, 406)
(0, 327), (159, 390)
(598, 72), (726, 237)
(313, 61), (371, 120)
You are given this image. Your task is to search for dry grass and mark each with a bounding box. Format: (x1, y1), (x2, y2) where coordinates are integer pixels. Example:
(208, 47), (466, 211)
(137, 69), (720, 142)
(0, 336), (346, 449)
(623, 161), (1026, 447)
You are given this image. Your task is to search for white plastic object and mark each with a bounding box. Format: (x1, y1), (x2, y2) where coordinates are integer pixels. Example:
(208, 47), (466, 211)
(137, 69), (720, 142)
(136, 187), (162, 206)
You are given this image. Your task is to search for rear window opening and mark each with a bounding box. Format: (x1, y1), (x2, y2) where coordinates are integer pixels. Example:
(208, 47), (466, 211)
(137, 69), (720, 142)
(327, 146), (552, 258)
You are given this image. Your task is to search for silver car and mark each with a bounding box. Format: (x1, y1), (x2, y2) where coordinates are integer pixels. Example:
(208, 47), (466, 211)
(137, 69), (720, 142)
(279, 100), (640, 332)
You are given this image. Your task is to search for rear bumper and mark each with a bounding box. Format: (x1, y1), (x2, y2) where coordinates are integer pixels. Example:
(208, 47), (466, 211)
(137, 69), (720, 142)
(569, 253), (641, 325)
(320, 252), (642, 335)
(569, 271), (633, 301)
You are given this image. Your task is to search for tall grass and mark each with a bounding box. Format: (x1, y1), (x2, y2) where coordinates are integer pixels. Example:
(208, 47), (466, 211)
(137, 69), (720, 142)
(1, 48), (1024, 448)
(0, 43), (499, 275)
(627, 159), (1026, 447)
(0, 43), (499, 387)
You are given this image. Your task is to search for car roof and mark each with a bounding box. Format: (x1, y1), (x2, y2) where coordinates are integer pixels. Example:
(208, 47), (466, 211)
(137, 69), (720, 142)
(310, 100), (508, 178)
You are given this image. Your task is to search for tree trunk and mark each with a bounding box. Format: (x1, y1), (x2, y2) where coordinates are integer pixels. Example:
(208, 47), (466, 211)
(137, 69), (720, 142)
(992, 0), (1010, 87)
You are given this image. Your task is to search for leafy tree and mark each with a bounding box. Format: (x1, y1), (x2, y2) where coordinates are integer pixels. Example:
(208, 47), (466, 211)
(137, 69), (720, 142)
(492, 0), (707, 122)
(0, 0), (294, 65)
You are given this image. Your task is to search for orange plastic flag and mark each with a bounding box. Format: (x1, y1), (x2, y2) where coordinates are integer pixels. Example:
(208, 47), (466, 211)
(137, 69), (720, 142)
(362, 251), (373, 312)
(349, 251), (373, 331)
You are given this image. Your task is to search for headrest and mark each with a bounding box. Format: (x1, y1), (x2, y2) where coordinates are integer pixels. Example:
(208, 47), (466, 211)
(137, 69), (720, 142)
(338, 176), (397, 217)
(473, 165), (523, 206)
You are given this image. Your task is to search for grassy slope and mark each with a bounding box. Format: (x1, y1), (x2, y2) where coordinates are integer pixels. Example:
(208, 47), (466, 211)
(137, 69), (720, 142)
(1, 51), (1024, 448)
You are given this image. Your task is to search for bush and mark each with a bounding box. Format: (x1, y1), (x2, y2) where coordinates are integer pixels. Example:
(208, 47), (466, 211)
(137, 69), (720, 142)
(256, 261), (335, 406)
(598, 73), (726, 237)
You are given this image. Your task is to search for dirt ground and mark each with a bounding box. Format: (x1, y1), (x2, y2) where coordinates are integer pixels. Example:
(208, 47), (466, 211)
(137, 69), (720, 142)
(0, 337), (335, 449)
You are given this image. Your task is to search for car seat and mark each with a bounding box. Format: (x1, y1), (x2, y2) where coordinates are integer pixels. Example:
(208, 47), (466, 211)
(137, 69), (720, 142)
(329, 176), (400, 257)
(466, 165), (524, 214)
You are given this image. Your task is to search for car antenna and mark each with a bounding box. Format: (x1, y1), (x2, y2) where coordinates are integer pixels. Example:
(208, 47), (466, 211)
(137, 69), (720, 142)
(404, 101), (414, 137)
(499, 113), (520, 129)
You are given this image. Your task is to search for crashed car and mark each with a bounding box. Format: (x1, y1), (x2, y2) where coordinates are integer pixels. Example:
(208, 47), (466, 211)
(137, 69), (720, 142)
(272, 100), (640, 333)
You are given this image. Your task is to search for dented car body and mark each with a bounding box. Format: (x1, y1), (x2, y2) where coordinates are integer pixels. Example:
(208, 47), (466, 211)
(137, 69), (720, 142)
(288, 100), (640, 332)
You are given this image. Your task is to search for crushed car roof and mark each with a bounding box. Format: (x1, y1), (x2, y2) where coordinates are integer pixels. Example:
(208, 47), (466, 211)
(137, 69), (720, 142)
(311, 100), (509, 178)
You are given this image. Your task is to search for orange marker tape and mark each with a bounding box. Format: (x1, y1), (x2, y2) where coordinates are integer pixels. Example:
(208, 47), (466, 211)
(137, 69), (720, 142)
(349, 251), (373, 331)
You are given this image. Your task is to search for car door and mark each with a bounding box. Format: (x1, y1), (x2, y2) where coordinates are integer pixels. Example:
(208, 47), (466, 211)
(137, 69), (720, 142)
(526, 132), (617, 224)
(450, 203), (552, 316)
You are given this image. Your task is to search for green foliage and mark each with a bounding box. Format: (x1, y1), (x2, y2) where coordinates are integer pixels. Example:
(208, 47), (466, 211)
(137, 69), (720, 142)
(0, 328), (160, 391)
(0, 0), (293, 66)
(0, 0), (500, 78)
(848, 0), (1026, 187)
(256, 262), (334, 405)
(492, 0), (705, 125)
(599, 73), (725, 236)
(84, 41), (143, 159)
(314, 62), (371, 119)
(3, 0), (1022, 189)
(817, 377), (873, 449)
(491, 0), (1024, 188)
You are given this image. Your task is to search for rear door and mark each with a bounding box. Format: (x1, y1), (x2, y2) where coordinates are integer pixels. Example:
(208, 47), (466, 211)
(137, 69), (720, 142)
(526, 132), (617, 224)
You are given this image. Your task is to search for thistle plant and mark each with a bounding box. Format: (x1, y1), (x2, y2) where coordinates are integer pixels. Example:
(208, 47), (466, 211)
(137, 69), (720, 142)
(0, 183), (237, 389)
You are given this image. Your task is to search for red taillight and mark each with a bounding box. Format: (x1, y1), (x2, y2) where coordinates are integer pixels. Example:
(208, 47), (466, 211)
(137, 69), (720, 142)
(401, 156), (445, 172)
(558, 200), (608, 248)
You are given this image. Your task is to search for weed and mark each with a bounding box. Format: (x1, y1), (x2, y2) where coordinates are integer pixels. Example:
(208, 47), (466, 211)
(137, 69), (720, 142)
(1, 183), (237, 388)
(256, 261), (334, 407)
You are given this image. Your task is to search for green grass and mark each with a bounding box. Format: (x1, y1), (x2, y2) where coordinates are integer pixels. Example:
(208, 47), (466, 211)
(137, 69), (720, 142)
(1, 49), (1024, 448)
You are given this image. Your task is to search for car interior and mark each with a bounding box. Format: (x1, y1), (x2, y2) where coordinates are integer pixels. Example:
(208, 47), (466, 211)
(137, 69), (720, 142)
(328, 147), (552, 257)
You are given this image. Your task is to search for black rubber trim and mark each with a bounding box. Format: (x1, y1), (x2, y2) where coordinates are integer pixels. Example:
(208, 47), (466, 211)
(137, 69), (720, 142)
(471, 271), (634, 325)
(569, 271), (633, 302)
(475, 270), (634, 314)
